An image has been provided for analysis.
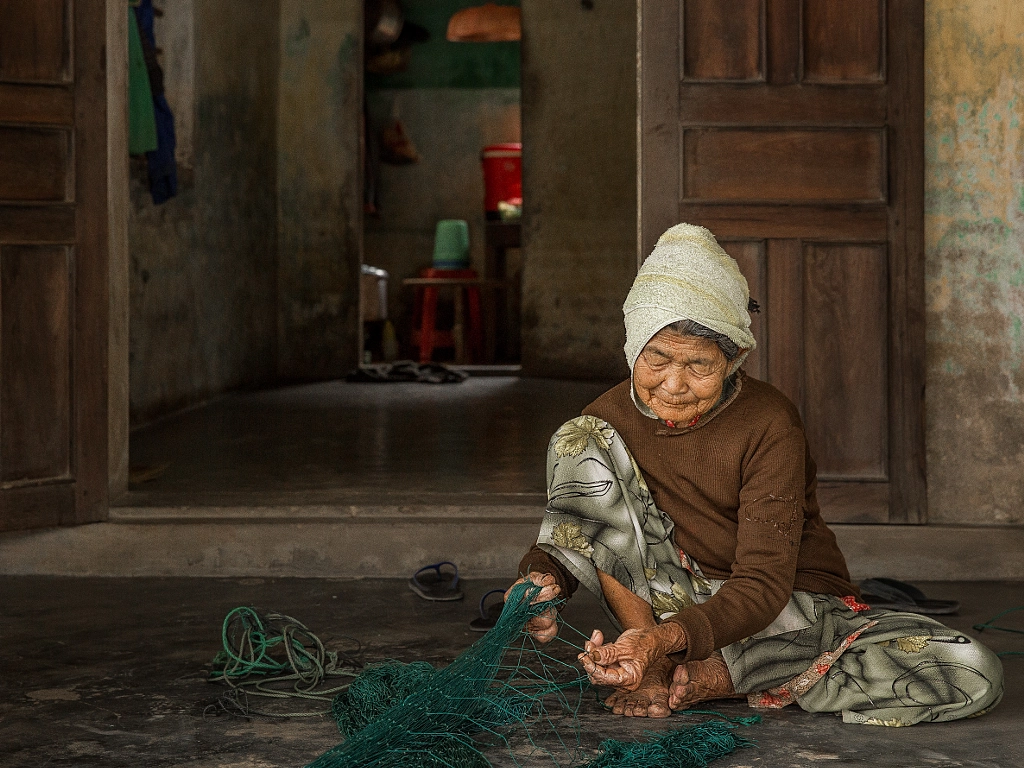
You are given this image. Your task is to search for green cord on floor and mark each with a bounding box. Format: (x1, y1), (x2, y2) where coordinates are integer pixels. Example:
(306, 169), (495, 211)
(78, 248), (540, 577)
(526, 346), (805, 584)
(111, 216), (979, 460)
(208, 606), (363, 718)
(973, 606), (1024, 658)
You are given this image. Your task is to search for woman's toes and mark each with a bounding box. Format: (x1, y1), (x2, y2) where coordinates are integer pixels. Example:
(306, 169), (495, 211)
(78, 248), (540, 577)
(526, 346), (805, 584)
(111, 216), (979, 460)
(668, 665), (693, 708)
(671, 663), (691, 688)
(604, 691), (624, 714)
(647, 691), (671, 718)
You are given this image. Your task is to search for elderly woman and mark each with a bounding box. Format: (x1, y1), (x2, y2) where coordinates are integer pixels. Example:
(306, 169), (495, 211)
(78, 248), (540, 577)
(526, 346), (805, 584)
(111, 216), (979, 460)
(509, 224), (1003, 726)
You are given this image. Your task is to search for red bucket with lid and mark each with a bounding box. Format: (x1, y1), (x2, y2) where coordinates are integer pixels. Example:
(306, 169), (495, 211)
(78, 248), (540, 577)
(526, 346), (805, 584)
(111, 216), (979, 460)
(481, 143), (522, 217)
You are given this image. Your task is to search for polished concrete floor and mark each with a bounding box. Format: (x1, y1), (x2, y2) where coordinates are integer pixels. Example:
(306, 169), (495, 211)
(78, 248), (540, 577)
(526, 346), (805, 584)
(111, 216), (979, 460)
(126, 377), (614, 507)
(1, 576), (1021, 767)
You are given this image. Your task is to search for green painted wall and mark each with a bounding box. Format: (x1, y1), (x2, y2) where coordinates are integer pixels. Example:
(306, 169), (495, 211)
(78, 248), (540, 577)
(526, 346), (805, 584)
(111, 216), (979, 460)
(366, 0), (520, 89)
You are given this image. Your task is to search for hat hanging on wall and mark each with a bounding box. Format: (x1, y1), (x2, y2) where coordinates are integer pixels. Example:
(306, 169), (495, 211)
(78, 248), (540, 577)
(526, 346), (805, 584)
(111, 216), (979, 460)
(446, 4), (521, 42)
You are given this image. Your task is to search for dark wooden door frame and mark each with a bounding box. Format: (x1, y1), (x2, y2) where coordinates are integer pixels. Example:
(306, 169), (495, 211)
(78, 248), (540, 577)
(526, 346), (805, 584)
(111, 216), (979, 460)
(637, 0), (926, 523)
(0, 0), (116, 531)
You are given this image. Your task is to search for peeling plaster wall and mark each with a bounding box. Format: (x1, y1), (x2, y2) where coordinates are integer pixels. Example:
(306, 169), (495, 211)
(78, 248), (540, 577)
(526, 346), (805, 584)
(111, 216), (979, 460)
(277, 1), (362, 379)
(128, 3), (280, 424)
(519, 1), (636, 379)
(925, 0), (1024, 524)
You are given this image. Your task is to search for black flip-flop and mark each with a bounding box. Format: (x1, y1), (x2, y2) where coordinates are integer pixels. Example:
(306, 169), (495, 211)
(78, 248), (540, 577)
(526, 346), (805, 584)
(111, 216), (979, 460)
(859, 578), (960, 615)
(408, 561), (464, 602)
(469, 589), (505, 632)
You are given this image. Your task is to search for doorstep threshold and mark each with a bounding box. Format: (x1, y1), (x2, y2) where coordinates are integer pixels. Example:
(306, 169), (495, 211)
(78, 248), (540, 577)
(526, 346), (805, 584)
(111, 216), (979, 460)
(110, 490), (548, 523)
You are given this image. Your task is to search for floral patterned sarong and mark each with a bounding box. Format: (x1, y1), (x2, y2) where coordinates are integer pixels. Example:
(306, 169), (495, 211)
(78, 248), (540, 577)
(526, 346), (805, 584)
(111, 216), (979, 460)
(535, 416), (1004, 726)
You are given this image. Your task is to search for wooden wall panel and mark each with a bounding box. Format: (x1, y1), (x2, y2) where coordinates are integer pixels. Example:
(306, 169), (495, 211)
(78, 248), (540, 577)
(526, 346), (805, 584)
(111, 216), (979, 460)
(0, 83), (74, 125)
(683, 0), (764, 81)
(683, 129), (886, 203)
(0, 127), (72, 201)
(721, 240), (767, 380)
(766, 238), (804, 413)
(0, 0), (71, 83)
(803, 0), (884, 83)
(803, 243), (888, 480)
(0, 245), (72, 483)
(679, 84), (887, 126)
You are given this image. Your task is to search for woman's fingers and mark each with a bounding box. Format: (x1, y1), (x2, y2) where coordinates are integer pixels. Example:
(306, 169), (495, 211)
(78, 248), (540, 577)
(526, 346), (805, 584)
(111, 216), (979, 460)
(528, 573), (560, 603)
(585, 638), (621, 666)
(504, 573), (561, 605)
(526, 607), (559, 643)
(503, 577), (526, 603)
(581, 656), (634, 688)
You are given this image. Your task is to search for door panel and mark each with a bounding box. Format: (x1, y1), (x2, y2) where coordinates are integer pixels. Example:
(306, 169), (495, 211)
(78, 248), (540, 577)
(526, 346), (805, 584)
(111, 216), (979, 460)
(682, 129), (886, 203)
(0, 0), (72, 83)
(803, 242), (888, 480)
(0, 246), (73, 483)
(802, 0), (884, 83)
(683, 0), (764, 82)
(0, 0), (108, 531)
(639, 0), (925, 523)
(0, 126), (73, 200)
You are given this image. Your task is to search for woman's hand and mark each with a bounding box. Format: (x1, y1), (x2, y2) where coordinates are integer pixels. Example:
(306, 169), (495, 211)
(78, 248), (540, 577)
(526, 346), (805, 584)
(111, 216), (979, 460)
(578, 623), (686, 691)
(504, 572), (561, 643)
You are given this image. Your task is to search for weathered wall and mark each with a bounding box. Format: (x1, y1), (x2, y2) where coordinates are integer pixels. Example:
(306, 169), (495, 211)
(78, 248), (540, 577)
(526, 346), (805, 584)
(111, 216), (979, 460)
(925, 0), (1024, 524)
(128, 2), (279, 424)
(518, 1), (636, 380)
(364, 89), (521, 341)
(277, 1), (362, 379)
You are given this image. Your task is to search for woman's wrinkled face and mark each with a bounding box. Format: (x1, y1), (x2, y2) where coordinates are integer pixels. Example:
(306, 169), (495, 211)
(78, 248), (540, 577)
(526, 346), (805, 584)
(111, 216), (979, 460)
(633, 329), (730, 425)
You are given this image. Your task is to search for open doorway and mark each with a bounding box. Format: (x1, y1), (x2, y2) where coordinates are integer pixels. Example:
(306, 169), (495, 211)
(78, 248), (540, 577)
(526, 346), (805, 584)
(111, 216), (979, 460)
(119, 0), (634, 526)
(121, 0), (607, 513)
(361, 0), (523, 370)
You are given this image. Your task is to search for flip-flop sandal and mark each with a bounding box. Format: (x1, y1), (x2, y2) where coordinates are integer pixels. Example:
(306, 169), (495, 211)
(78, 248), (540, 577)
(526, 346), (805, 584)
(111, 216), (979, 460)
(859, 577), (960, 615)
(408, 561), (464, 602)
(469, 589), (506, 632)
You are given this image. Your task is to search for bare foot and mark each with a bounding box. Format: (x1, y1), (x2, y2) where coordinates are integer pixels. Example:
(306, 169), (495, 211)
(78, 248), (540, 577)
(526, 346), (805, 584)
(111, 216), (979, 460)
(603, 656), (673, 718)
(668, 652), (744, 710)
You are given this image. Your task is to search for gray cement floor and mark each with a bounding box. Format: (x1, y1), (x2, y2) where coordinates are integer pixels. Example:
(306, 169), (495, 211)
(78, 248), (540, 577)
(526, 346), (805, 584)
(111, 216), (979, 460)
(126, 378), (613, 507)
(1, 577), (1021, 767)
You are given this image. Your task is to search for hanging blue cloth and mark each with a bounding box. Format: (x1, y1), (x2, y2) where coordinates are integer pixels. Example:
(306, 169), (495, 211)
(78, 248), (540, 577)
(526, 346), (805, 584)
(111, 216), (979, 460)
(133, 0), (178, 204)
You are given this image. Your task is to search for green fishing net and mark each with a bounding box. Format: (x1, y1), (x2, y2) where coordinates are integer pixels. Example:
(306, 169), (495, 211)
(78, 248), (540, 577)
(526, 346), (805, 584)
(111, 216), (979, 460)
(309, 582), (758, 768)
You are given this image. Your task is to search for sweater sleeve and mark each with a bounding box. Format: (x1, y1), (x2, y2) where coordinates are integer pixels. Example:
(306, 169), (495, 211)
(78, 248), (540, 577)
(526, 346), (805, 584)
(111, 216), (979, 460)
(666, 422), (807, 662)
(516, 544), (580, 600)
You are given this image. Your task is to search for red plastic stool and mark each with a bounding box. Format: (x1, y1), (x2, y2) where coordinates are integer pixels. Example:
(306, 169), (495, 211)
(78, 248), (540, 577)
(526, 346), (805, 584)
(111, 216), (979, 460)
(408, 268), (484, 363)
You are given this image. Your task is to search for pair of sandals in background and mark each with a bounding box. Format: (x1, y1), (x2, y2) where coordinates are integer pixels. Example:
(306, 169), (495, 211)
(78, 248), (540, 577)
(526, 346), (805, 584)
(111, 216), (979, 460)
(407, 561), (507, 632)
(409, 564), (960, 634)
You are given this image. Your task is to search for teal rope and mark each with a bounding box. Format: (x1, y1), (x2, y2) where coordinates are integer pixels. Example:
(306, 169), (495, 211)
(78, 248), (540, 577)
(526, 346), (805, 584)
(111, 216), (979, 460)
(208, 607), (363, 718)
(973, 606), (1024, 658)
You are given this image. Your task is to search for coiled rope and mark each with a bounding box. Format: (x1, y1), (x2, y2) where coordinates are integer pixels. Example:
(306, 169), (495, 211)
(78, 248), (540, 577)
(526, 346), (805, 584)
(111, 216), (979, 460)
(207, 606), (363, 718)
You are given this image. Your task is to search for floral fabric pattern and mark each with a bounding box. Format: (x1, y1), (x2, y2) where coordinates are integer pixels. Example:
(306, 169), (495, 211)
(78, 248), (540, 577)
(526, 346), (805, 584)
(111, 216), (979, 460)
(551, 415), (616, 458)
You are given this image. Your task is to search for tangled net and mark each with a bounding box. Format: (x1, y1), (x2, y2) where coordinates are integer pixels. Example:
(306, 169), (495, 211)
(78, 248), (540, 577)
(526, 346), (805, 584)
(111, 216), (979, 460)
(309, 582), (758, 768)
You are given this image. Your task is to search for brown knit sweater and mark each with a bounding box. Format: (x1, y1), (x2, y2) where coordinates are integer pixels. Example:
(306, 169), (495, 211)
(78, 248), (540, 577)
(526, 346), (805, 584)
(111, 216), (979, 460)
(518, 371), (858, 663)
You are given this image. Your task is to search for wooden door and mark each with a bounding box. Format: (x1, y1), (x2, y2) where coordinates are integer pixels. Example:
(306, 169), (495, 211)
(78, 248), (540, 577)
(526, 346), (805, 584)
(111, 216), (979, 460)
(0, 0), (109, 531)
(639, 0), (925, 523)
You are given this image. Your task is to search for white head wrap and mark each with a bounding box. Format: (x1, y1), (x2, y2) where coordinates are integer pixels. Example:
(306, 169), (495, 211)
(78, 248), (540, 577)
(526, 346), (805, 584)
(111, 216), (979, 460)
(623, 223), (756, 414)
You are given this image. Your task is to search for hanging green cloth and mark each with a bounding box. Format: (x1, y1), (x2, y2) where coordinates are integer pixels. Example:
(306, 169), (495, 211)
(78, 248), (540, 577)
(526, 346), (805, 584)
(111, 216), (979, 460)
(128, 4), (158, 154)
